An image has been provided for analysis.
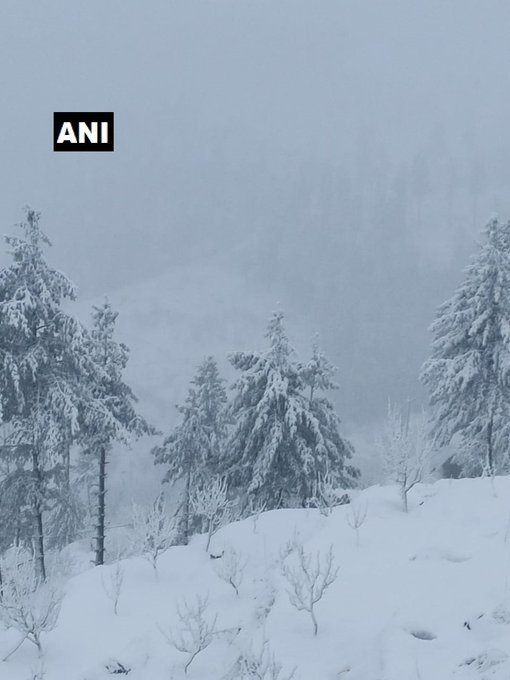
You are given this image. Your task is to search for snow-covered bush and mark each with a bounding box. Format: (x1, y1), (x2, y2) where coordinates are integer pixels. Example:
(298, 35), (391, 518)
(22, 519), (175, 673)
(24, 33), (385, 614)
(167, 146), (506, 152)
(101, 558), (125, 615)
(105, 660), (131, 674)
(278, 528), (302, 563)
(492, 603), (510, 624)
(282, 544), (338, 636)
(0, 548), (63, 660)
(131, 493), (177, 571)
(253, 576), (277, 624)
(245, 498), (267, 534)
(223, 640), (296, 679)
(159, 595), (219, 674)
(214, 547), (248, 596)
(380, 402), (431, 512)
(309, 471), (349, 516)
(345, 501), (367, 546)
(460, 648), (508, 672)
(190, 476), (233, 551)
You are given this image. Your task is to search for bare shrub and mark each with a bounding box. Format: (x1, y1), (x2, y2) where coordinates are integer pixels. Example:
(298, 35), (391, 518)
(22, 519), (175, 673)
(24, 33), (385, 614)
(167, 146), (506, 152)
(190, 477), (233, 551)
(214, 547), (248, 596)
(245, 498), (267, 534)
(131, 493), (177, 571)
(278, 528), (302, 563)
(380, 402), (431, 512)
(282, 544), (338, 636)
(309, 471), (348, 516)
(159, 595), (219, 674)
(345, 501), (367, 546)
(253, 575), (277, 624)
(0, 548), (63, 661)
(101, 558), (125, 615)
(223, 640), (296, 679)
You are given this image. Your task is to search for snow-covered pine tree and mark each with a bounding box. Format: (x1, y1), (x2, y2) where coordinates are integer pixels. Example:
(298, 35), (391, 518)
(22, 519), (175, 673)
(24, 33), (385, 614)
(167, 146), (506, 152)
(0, 441), (35, 553)
(187, 356), (229, 474)
(421, 217), (510, 476)
(45, 471), (85, 550)
(301, 336), (337, 406)
(226, 312), (357, 510)
(152, 356), (229, 544)
(46, 425), (86, 549)
(0, 209), (103, 578)
(300, 338), (359, 497)
(83, 300), (153, 566)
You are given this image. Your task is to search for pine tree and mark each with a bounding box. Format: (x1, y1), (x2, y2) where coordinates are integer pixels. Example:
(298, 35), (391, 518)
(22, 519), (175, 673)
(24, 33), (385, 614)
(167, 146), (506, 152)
(0, 442), (35, 553)
(83, 300), (153, 566)
(46, 427), (85, 549)
(226, 312), (357, 510)
(152, 356), (228, 544)
(301, 336), (336, 406)
(0, 209), (103, 578)
(300, 339), (359, 496)
(45, 480), (85, 550)
(421, 218), (510, 475)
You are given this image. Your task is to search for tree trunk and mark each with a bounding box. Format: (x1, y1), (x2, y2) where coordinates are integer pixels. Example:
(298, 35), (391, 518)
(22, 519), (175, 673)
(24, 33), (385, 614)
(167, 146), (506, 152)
(32, 448), (46, 581)
(206, 517), (213, 552)
(95, 445), (107, 566)
(31, 333), (46, 581)
(276, 488), (284, 509)
(182, 467), (191, 546)
(401, 485), (408, 513)
(63, 438), (71, 490)
(486, 416), (494, 477)
(311, 604), (318, 636)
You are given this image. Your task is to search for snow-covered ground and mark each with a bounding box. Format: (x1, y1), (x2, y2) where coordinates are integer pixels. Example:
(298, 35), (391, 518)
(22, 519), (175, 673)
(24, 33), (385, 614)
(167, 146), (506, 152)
(3, 476), (510, 680)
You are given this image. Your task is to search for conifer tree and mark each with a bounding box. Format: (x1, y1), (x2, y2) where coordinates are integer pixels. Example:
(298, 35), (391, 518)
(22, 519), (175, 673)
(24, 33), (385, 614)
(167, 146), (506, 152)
(300, 339), (359, 496)
(152, 356), (228, 544)
(46, 425), (85, 549)
(421, 218), (510, 475)
(0, 442), (35, 553)
(226, 312), (357, 510)
(301, 337), (336, 406)
(45, 474), (85, 550)
(0, 209), (103, 577)
(84, 300), (153, 566)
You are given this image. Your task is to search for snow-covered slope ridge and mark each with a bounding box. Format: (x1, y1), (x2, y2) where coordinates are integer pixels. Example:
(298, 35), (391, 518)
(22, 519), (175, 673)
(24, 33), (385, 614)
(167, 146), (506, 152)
(3, 477), (510, 680)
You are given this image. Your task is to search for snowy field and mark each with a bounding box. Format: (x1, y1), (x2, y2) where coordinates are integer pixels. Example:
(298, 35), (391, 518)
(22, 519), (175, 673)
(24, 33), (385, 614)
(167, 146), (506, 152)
(2, 476), (510, 680)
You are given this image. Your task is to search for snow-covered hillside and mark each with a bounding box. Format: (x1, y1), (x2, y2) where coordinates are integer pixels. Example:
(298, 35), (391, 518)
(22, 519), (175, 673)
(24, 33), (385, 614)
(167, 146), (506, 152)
(3, 476), (510, 680)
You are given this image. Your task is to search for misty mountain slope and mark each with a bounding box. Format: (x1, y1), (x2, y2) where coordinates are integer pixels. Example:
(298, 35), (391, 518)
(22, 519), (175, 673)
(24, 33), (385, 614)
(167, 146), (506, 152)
(3, 477), (510, 679)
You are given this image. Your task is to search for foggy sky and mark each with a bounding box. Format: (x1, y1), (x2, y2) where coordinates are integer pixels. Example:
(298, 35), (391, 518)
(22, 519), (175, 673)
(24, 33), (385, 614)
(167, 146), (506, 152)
(1, 0), (510, 427)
